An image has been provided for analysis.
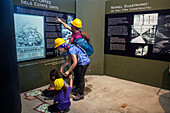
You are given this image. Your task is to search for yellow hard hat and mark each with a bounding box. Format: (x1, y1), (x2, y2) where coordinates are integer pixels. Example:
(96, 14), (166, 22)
(71, 18), (82, 28)
(54, 38), (66, 48)
(54, 78), (64, 90)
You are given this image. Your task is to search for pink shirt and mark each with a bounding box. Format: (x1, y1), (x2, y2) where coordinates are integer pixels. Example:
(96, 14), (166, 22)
(71, 30), (82, 44)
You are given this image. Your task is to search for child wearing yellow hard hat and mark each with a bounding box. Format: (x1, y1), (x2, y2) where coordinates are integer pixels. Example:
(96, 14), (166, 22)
(54, 38), (90, 101)
(56, 17), (83, 44)
(48, 74), (73, 112)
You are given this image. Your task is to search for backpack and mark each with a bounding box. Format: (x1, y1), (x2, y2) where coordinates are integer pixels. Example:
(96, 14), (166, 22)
(73, 31), (94, 56)
(80, 31), (90, 42)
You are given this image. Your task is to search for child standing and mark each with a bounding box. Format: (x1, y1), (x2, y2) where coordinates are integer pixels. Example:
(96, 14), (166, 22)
(41, 69), (59, 100)
(54, 38), (90, 101)
(56, 17), (83, 44)
(48, 74), (73, 112)
(57, 17), (92, 98)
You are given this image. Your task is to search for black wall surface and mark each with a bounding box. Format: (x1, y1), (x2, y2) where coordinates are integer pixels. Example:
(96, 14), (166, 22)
(104, 0), (170, 89)
(0, 0), (21, 113)
(13, 0), (76, 93)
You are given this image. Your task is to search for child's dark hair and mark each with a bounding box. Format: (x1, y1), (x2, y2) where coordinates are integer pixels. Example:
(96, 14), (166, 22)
(50, 69), (59, 81)
(75, 27), (80, 30)
(62, 86), (67, 93)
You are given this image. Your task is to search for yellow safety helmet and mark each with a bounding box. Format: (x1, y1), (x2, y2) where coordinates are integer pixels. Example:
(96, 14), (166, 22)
(71, 18), (82, 28)
(54, 38), (66, 48)
(54, 78), (64, 90)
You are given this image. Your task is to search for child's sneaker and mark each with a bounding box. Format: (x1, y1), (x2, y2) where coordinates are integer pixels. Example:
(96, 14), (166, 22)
(73, 94), (84, 101)
(44, 96), (53, 100)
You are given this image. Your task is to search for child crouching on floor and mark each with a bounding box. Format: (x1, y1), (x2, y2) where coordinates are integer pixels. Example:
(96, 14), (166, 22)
(48, 74), (73, 112)
(41, 69), (59, 100)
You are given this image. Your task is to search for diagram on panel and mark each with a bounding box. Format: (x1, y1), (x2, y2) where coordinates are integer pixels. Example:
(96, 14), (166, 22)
(131, 13), (158, 44)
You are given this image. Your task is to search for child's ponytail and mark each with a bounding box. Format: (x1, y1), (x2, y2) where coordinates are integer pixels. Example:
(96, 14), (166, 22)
(62, 86), (67, 93)
(54, 85), (67, 96)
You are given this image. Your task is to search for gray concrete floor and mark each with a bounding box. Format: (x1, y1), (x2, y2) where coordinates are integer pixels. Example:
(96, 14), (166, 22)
(21, 75), (170, 113)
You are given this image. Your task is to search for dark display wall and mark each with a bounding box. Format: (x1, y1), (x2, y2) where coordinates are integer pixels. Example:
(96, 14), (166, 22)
(1, 0), (21, 113)
(105, 9), (170, 62)
(104, 0), (170, 89)
(14, 5), (75, 62)
(13, 0), (76, 92)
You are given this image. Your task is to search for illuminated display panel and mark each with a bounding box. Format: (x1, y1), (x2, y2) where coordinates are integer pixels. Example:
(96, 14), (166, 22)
(14, 13), (45, 62)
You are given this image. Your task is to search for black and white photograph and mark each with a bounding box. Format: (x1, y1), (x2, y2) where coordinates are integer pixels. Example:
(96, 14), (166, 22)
(135, 45), (148, 56)
(131, 13), (158, 44)
(153, 15), (170, 54)
(14, 13), (45, 62)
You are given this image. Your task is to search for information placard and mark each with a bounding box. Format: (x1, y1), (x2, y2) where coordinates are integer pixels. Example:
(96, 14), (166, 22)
(105, 8), (170, 62)
(13, 5), (75, 62)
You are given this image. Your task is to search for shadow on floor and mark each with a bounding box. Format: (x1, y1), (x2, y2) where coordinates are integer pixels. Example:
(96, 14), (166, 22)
(159, 92), (170, 113)
(161, 66), (170, 90)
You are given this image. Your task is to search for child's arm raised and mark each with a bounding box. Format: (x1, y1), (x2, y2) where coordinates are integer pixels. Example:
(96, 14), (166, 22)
(56, 17), (71, 31)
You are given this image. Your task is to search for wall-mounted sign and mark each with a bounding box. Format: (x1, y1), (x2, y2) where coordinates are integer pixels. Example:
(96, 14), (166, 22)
(105, 0), (170, 62)
(13, 0), (75, 62)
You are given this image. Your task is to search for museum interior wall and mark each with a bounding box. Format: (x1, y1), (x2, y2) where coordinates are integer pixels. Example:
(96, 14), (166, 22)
(13, 0), (170, 93)
(76, 0), (105, 75)
(1, 0), (21, 113)
(13, 0), (76, 92)
(104, 0), (170, 89)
